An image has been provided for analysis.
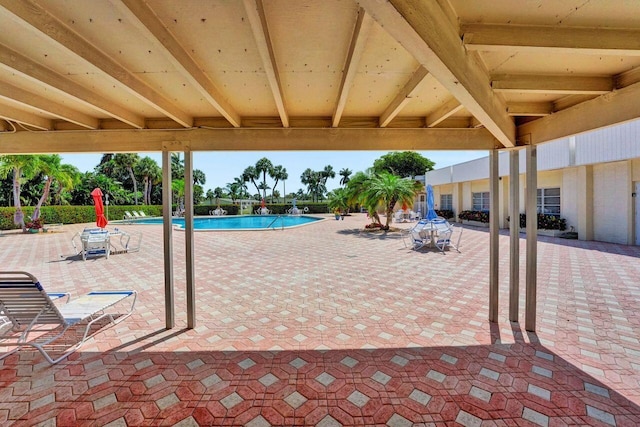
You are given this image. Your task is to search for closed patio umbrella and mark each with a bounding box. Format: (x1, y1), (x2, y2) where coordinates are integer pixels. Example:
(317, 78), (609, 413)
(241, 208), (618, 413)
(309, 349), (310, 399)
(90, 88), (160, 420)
(426, 184), (438, 220)
(91, 188), (108, 229)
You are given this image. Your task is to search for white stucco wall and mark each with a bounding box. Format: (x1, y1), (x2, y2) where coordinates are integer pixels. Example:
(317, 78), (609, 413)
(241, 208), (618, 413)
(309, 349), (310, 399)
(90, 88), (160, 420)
(593, 161), (631, 244)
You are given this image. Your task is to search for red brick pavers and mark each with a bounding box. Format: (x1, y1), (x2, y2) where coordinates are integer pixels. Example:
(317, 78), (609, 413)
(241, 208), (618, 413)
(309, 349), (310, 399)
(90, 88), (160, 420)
(1, 215), (639, 426)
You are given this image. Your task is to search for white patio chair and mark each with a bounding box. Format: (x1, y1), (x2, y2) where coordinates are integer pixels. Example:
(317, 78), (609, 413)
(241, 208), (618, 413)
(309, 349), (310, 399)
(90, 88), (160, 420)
(0, 271), (136, 364)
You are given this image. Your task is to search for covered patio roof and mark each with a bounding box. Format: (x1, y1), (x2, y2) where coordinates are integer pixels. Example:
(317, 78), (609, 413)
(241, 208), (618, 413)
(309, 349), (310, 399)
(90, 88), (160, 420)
(1, 0), (639, 152)
(1, 0), (639, 332)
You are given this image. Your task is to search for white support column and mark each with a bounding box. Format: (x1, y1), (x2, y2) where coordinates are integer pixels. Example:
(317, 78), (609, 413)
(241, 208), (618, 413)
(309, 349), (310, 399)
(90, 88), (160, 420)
(525, 145), (538, 332)
(162, 151), (174, 329)
(184, 151), (196, 329)
(509, 149), (520, 322)
(577, 165), (594, 241)
(489, 149), (499, 322)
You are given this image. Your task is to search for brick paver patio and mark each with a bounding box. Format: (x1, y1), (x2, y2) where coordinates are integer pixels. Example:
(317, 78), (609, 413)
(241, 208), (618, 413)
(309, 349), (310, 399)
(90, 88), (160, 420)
(1, 214), (639, 426)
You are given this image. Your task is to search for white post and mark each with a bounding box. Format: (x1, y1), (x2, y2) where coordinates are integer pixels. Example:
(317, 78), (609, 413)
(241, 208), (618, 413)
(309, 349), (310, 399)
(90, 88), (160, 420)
(489, 149), (499, 323)
(509, 150), (520, 322)
(525, 145), (538, 332)
(162, 150), (174, 329)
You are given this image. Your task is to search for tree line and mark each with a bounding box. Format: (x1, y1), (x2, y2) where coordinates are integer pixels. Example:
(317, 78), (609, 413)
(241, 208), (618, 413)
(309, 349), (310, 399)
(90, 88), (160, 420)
(1, 152), (417, 230)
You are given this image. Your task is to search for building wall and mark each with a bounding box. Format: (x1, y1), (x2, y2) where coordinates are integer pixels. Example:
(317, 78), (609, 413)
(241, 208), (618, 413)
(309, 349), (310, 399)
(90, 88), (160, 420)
(424, 119), (640, 245)
(593, 161), (632, 244)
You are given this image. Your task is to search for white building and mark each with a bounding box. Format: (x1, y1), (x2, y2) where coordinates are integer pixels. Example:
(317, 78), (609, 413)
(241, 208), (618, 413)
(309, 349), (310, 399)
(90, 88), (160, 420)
(423, 120), (640, 245)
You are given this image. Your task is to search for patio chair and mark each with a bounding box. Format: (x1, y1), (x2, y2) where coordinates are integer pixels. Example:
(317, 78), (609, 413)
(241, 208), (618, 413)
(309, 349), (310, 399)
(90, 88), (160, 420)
(123, 211), (135, 222)
(0, 271), (136, 364)
(434, 223), (462, 253)
(81, 229), (110, 261)
(137, 211), (147, 217)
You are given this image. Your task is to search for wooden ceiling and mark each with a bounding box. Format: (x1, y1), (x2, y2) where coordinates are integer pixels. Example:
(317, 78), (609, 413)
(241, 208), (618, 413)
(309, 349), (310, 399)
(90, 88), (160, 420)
(1, 0), (640, 154)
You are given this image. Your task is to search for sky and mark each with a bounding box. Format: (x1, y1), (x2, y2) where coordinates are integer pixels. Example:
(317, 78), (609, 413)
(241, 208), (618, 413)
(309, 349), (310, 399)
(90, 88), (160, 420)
(60, 150), (488, 195)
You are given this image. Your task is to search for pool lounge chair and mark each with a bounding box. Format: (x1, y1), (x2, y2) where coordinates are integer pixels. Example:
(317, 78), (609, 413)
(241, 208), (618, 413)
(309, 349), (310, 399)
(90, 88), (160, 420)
(0, 271), (136, 364)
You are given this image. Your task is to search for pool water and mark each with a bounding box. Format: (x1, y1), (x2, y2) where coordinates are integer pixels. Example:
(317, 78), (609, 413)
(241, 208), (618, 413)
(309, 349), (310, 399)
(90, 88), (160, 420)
(129, 215), (323, 230)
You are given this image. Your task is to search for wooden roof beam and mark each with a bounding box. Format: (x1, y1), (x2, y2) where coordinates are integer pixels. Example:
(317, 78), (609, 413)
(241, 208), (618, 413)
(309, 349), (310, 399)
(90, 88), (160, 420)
(360, 0), (515, 147)
(333, 8), (373, 128)
(506, 102), (553, 117)
(426, 97), (463, 127)
(117, 0), (241, 127)
(0, 104), (52, 130)
(243, 0), (289, 128)
(462, 24), (640, 56)
(0, 127), (499, 154)
(0, 0), (193, 127)
(0, 43), (144, 128)
(492, 75), (613, 95)
(518, 81), (640, 145)
(380, 66), (428, 127)
(0, 82), (99, 129)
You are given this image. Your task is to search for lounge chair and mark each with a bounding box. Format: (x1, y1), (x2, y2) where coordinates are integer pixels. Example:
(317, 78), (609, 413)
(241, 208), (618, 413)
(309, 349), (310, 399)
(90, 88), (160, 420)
(0, 271), (136, 364)
(123, 211), (135, 222)
(137, 211), (147, 217)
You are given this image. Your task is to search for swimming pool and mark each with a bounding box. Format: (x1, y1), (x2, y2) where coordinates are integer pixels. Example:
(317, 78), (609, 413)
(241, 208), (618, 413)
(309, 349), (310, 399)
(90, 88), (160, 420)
(127, 215), (323, 230)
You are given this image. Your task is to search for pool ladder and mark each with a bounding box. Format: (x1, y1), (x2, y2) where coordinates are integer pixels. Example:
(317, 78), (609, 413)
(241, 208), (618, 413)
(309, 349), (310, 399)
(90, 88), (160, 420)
(267, 215), (285, 230)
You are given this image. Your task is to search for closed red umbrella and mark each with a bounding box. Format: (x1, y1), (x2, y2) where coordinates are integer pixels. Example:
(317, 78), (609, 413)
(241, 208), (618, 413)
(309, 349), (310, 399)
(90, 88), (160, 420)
(91, 188), (108, 229)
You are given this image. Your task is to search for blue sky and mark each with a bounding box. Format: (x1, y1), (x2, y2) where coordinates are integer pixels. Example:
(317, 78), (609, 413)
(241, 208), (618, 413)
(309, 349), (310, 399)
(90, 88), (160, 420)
(61, 150), (487, 194)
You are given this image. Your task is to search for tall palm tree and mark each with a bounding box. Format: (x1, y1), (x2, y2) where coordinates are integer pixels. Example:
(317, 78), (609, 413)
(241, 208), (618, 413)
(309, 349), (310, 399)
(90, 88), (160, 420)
(135, 156), (161, 205)
(255, 157), (273, 200)
(225, 181), (240, 203)
(271, 165), (287, 203)
(0, 155), (40, 230)
(363, 171), (422, 229)
(113, 153), (140, 205)
(193, 169), (206, 186)
(171, 153), (184, 180)
(243, 166), (261, 197)
(320, 165), (335, 191)
(339, 168), (352, 186)
(32, 155), (74, 220)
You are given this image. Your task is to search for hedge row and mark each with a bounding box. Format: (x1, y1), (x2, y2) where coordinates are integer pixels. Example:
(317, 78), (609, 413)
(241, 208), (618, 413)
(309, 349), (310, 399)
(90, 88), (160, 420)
(0, 203), (330, 230)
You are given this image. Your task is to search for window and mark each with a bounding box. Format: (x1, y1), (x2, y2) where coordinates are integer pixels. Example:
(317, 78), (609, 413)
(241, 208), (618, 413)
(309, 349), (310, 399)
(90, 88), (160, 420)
(440, 194), (452, 210)
(537, 188), (560, 216)
(472, 192), (490, 211)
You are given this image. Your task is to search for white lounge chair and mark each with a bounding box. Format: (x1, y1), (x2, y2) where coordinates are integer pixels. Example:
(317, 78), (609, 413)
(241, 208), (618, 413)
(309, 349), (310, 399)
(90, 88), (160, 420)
(137, 211), (147, 217)
(0, 271), (136, 364)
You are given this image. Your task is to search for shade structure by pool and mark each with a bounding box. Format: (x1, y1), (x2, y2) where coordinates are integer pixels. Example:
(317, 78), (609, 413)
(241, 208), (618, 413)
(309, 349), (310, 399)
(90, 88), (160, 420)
(127, 215), (323, 230)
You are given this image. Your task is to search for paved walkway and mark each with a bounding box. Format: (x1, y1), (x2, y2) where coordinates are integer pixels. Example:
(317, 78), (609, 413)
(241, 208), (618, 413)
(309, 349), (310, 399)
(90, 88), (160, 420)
(0, 215), (639, 426)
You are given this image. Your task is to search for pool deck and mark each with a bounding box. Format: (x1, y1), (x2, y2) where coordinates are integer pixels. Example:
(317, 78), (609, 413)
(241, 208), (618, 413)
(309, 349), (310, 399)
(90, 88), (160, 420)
(1, 214), (639, 426)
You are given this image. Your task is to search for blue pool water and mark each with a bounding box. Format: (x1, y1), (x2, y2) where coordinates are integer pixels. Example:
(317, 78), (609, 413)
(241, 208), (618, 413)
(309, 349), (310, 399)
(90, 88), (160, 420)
(128, 215), (322, 230)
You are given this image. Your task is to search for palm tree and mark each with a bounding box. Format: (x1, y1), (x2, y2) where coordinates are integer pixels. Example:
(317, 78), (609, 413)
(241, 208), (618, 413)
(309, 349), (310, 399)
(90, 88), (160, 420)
(171, 153), (185, 180)
(363, 171), (422, 229)
(0, 155), (40, 230)
(31, 155), (74, 220)
(320, 165), (335, 191)
(113, 153), (140, 205)
(339, 168), (352, 186)
(255, 157), (273, 200)
(243, 166), (261, 197)
(225, 181), (241, 203)
(271, 165), (287, 203)
(193, 169), (206, 186)
(52, 164), (80, 205)
(213, 187), (225, 206)
(327, 187), (350, 215)
(300, 168), (321, 202)
(135, 156), (161, 205)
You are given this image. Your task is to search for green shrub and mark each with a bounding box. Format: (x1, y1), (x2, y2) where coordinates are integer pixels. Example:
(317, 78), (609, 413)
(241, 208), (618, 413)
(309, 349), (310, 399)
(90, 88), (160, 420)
(514, 213), (567, 231)
(458, 210), (490, 223)
(435, 209), (454, 219)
